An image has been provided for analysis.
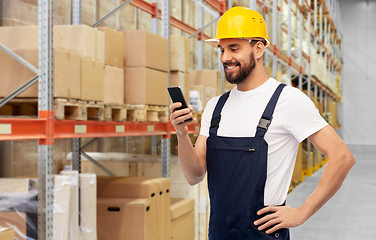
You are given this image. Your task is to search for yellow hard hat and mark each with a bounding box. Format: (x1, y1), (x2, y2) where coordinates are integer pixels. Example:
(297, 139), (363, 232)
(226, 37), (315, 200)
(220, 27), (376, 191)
(206, 7), (269, 47)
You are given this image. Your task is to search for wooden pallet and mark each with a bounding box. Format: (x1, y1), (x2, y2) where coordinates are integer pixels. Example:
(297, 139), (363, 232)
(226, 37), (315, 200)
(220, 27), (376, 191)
(125, 104), (168, 122)
(54, 98), (86, 120)
(146, 105), (168, 122)
(0, 98), (38, 118)
(104, 103), (127, 122)
(86, 101), (105, 121)
(54, 99), (104, 121)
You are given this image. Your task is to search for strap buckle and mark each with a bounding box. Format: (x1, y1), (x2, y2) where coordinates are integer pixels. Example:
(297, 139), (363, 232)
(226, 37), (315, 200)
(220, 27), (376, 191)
(257, 117), (272, 131)
(210, 115), (221, 129)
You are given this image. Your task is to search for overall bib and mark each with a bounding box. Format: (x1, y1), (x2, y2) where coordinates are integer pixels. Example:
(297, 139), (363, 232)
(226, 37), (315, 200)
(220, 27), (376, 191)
(206, 84), (290, 240)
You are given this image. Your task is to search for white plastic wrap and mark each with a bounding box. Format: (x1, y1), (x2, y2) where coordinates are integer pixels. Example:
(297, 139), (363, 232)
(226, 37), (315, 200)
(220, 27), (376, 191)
(60, 170), (82, 240)
(0, 179), (38, 240)
(53, 175), (71, 240)
(79, 173), (97, 240)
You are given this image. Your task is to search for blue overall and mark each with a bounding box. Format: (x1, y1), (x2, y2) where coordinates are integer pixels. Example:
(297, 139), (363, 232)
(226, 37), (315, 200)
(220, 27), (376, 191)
(206, 84), (290, 240)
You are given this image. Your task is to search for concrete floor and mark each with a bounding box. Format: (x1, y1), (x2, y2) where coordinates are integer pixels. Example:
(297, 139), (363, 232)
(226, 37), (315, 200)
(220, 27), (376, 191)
(286, 145), (376, 240)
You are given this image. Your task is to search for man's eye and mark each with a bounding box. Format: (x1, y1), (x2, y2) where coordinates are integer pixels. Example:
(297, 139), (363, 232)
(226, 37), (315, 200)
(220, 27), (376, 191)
(231, 48), (238, 52)
(220, 49), (224, 53)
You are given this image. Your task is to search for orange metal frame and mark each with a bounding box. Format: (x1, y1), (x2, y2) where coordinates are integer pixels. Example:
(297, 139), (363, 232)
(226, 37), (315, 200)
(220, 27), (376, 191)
(0, 117), (201, 141)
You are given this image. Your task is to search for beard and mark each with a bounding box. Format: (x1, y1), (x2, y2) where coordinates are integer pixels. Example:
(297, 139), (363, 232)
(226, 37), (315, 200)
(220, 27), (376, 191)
(223, 52), (256, 85)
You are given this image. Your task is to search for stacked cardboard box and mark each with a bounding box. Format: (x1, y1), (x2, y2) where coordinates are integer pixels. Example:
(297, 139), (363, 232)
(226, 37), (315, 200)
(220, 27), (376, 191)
(292, 143), (303, 183)
(123, 30), (169, 106)
(97, 176), (171, 240)
(0, 25), (106, 101)
(0, 228), (15, 240)
(0, 178), (37, 240)
(170, 198), (195, 240)
(0, 0), (71, 26)
(170, 35), (191, 100)
(97, 27), (124, 105)
(54, 25), (105, 101)
(189, 70), (222, 109)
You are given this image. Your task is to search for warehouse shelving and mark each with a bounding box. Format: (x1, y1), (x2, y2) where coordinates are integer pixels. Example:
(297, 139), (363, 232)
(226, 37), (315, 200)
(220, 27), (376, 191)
(0, 0), (343, 239)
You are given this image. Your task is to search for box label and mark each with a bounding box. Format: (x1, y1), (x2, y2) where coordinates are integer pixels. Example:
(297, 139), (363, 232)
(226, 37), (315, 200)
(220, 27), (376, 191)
(147, 125), (154, 132)
(116, 125), (125, 133)
(74, 125), (87, 133)
(0, 124), (11, 134)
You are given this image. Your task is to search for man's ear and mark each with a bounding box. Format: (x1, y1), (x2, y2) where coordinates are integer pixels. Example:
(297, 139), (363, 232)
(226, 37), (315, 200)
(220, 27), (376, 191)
(254, 41), (265, 60)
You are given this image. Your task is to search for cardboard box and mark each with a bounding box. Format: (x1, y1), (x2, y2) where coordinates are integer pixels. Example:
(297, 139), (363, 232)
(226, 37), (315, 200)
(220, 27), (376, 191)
(170, 198), (195, 240)
(123, 30), (168, 72)
(0, 48), (81, 98)
(104, 66), (124, 104)
(190, 70), (222, 96)
(115, 31), (124, 68)
(65, 159), (130, 176)
(170, 71), (190, 102)
(81, 58), (104, 101)
(171, 35), (186, 72)
(0, 48), (38, 97)
(0, 26), (38, 49)
(96, 29), (105, 62)
(97, 198), (151, 240)
(97, 27), (124, 68)
(0, 227), (15, 240)
(0, 212), (27, 240)
(0, 0), (70, 26)
(54, 48), (81, 99)
(292, 143), (303, 182)
(97, 177), (158, 240)
(185, 37), (191, 73)
(54, 25), (96, 60)
(123, 67), (168, 106)
(145, 178), (171, 240)
(0, 178), (31, 192)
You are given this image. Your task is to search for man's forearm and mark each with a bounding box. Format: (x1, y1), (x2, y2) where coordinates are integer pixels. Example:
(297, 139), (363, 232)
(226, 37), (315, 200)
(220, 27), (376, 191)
(177, 133), (206, 186)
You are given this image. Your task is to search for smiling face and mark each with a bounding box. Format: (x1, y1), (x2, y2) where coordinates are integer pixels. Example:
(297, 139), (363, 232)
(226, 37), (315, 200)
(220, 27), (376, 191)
(218, 38), (256, 85)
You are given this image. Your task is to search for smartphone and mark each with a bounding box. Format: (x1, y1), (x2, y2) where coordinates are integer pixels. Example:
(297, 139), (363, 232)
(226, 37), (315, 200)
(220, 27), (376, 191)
(167, 86), (193, 122)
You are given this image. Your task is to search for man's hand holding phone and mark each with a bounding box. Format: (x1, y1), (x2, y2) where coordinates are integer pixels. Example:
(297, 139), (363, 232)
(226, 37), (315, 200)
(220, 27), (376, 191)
(168, 87), (196, 136)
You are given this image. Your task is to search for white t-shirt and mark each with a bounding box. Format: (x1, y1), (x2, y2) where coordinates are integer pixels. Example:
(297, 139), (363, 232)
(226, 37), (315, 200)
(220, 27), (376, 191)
(200, 78), (328, 205)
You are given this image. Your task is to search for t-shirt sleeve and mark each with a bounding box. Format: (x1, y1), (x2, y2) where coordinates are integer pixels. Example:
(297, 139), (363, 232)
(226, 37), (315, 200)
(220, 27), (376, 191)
(199, 96), (220, 137)
(284, 88), (328, 142)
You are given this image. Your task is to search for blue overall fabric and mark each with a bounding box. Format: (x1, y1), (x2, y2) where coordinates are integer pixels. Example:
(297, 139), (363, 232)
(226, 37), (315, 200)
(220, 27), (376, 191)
(206, 84), (290, 240)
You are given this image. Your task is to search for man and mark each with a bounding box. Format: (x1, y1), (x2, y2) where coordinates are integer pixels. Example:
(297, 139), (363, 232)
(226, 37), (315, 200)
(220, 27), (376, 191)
(169, 6), (355, 240)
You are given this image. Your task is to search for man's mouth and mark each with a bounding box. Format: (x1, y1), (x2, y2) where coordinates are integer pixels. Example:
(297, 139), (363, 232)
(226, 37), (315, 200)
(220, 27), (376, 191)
(225, 64), (239, 72)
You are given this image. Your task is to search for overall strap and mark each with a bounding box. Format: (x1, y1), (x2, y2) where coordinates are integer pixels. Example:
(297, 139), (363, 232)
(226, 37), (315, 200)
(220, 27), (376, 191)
(255, 83), (286, 138)
(209, 91), (230, 136)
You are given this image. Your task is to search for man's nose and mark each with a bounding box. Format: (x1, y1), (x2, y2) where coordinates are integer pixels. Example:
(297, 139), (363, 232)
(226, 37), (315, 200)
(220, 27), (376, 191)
(221, 49), (233, 63)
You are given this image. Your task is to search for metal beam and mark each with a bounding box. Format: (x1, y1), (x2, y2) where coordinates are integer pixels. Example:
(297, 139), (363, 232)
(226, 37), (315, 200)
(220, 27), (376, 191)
(93, 0), (133, 27)
(38, 0), (54, 239)
(0, 44), (38, 75)
(72, 0), (82, 25)
(191, 0), (219, 17)
(80, 138), (98, 151)
(188, 16), (220, 39)
(203, 0), (222, 13)
(81, 152), (116, 176)
(0, 76), (38, 108)
(72, 138), (81, 173)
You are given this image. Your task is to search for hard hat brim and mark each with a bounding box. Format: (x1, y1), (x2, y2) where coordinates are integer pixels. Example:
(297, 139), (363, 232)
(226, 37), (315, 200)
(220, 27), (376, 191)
(204, 38), (219, 42)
